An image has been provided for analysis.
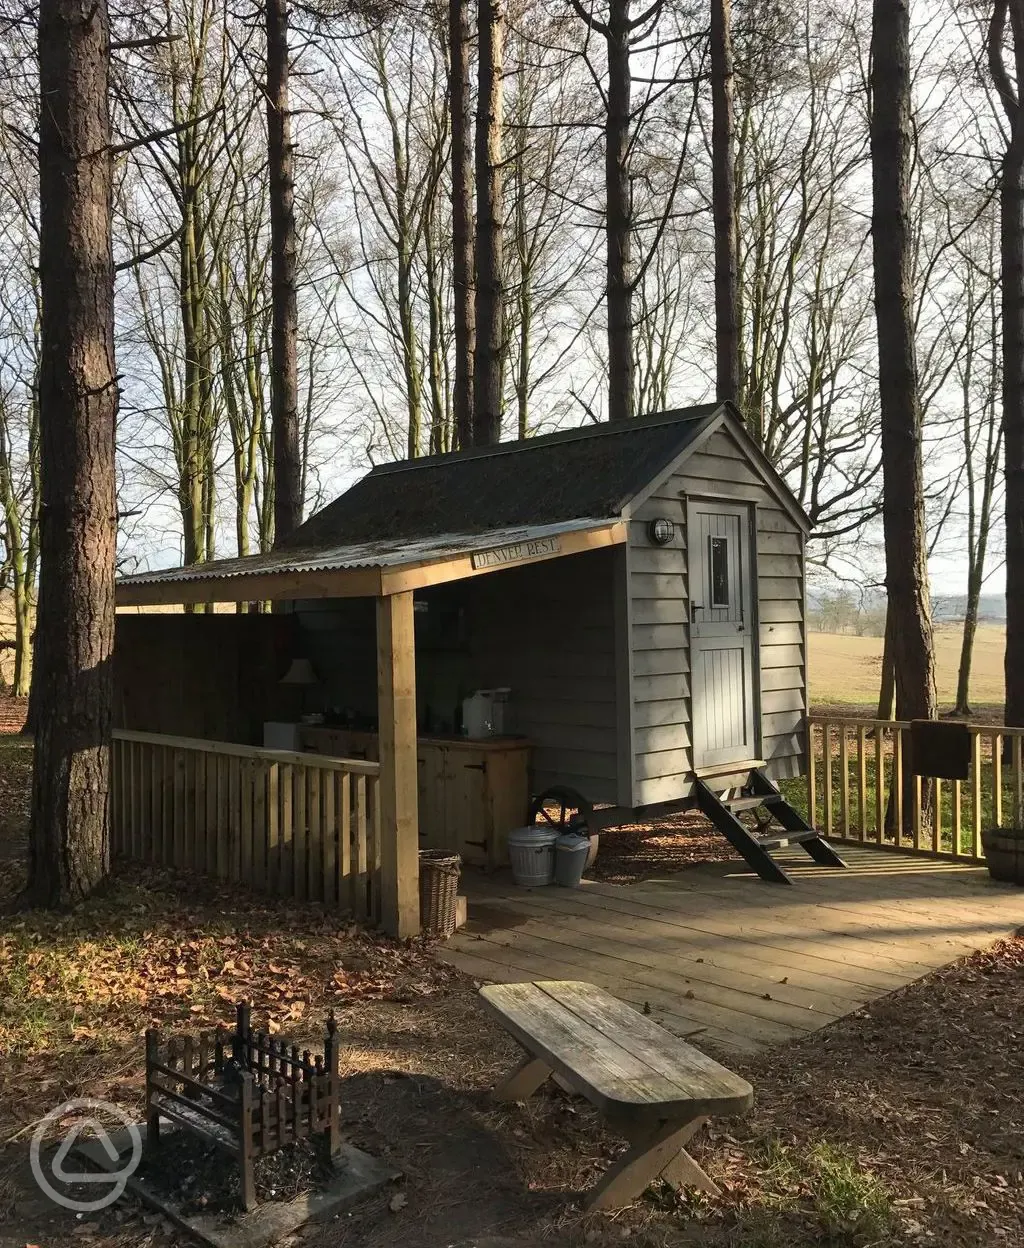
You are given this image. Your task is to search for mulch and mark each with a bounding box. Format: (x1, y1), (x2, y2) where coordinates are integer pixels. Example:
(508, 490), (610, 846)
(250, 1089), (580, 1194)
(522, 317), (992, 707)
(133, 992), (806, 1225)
(588, 809), (741, 883)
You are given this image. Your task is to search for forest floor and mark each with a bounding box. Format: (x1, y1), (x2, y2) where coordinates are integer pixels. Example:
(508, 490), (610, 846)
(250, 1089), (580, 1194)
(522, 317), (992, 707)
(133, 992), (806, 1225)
(1, 737), (1023, 1248)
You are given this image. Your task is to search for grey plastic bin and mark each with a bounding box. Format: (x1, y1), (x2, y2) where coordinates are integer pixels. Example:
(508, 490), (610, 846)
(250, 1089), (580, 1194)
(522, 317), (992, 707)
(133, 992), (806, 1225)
(508, 825), (558, 887)
(554, 832), (591, 888)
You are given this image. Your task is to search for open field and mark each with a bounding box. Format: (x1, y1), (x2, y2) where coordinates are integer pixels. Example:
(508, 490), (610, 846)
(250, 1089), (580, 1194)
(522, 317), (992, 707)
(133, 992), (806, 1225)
(809, 623), (1005, 709)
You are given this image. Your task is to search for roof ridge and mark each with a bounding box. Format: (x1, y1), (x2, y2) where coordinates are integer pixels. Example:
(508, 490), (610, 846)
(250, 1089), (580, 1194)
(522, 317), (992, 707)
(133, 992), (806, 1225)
(369, 403), (723, 477)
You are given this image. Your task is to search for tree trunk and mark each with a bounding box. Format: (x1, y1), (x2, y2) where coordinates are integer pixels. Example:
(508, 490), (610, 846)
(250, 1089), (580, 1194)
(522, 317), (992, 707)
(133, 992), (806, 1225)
(955, 586), (980, 717)
(869, 0), (937, 733)
(450, 0), (475, 450)
(876, 604), (895, 720)
(29, 0), (117, 904)
(710, 0), (740, 404)
(473, 0), (504, 447)
(1003, 140), (1024, 730)
(267, 0), (302, 540)
(606, 0), (633, 423)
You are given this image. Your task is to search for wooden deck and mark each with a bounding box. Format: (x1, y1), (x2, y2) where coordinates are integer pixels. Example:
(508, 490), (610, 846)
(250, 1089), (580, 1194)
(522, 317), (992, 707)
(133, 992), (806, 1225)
(438, 847), (1024, 1057)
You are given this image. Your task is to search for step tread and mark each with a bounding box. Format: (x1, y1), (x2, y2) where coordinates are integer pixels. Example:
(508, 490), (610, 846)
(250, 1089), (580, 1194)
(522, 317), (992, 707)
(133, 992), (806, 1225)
(722, 796), (767, 813)
(755, 829), (820, 850)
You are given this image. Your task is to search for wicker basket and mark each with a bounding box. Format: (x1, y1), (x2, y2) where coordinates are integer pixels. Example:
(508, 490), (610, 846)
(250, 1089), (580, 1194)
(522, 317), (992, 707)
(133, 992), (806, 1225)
(981, 827), (1024, 885)
(419, 850), (462, 937)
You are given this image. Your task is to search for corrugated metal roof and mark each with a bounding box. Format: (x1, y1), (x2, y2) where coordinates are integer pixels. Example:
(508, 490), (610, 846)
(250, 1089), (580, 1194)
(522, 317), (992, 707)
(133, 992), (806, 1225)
(117, 518), (613, 588)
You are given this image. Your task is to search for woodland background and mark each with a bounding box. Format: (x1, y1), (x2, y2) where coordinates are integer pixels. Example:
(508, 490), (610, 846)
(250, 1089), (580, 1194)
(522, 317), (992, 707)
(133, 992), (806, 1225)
(0, 0), (1010, 713)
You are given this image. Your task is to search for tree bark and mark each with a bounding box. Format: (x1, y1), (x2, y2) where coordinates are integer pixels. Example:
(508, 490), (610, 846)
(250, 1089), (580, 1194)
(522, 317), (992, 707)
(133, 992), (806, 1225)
(985, 0), (1024, 728)
(876, 605), (895, 720)
(1002, 138), (1024, 729)
(869, 0), (936, 729)
(267, 0), (302, 540)
(606, 0), (633, 423)
(450, 0), (475, 450)
(29, 0), (117, 904)
(710, 0), (740, 404)
(473, 0), (504, 447)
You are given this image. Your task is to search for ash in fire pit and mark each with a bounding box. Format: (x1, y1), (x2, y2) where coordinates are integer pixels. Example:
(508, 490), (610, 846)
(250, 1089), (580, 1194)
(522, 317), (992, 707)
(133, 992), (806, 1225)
(144, 1002), (343, 1212)
(137, 1127), (334, 1215)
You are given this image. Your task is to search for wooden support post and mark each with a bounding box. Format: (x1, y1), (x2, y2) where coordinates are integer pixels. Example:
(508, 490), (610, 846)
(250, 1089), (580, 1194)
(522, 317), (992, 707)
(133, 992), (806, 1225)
(376, 591), (420, 938)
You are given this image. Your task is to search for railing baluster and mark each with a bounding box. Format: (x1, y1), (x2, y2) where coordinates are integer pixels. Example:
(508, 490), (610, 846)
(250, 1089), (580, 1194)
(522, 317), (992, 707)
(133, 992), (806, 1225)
(992, 731), (1003, 828)
(893, 726), (904, 846)
(912, 774), (923, 851)
(1015, 735), (1023, 828)
(807, 720), (817, 830)
(972, 732), (983, 859)
(839, 726), (850, 839)
(267, 762), (280, 896)
(856, 726), (867, 841)
(874, 725), (884, 844)
(933, 777), (942, 853)
(953, 777), (962, 857)
(823, 722), (834, 842)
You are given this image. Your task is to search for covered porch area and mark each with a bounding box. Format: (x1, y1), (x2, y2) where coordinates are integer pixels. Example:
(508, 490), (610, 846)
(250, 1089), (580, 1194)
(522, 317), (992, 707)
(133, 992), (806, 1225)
(439, 846), (1024, 1057)
(113, 520), (625, 938)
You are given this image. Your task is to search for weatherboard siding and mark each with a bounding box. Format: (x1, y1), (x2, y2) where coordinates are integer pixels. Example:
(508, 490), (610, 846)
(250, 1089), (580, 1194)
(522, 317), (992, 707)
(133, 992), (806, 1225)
(679, 428), (807, 783)
(628, 426), (807, 805)
(463, 549), (620, 803)
(628, 486), (692, 807)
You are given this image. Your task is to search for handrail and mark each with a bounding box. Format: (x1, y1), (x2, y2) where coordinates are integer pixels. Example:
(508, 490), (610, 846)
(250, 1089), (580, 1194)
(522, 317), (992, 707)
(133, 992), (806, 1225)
(111, 728), (380, 776)
(807, 714), (1024, 736)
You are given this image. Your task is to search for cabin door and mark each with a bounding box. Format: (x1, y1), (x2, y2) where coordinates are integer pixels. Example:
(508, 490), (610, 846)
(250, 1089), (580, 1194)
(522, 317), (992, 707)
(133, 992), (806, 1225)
(687, 499), (758, 770)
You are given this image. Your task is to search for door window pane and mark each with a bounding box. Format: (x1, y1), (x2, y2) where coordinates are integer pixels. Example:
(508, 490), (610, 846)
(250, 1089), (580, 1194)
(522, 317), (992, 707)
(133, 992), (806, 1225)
(709, 535), (730, 608)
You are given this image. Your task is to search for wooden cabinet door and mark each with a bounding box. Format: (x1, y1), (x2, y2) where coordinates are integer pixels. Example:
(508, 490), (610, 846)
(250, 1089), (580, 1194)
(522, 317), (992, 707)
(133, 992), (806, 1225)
(416, 744), (449, 852)
(445, 749), (491, 867)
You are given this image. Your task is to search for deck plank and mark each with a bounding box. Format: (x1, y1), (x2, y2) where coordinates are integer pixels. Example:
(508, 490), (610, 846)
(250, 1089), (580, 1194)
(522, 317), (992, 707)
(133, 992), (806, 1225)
(442, 847), (1024, 1053)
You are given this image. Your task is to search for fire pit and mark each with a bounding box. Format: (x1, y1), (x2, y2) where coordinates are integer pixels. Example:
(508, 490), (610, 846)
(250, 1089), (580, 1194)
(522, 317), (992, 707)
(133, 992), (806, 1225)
(145, 1003), (342, 1211)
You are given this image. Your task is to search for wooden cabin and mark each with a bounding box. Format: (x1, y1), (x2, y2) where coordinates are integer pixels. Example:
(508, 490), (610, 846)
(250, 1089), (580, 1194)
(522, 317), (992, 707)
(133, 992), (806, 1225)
(115, 403), (813, 934)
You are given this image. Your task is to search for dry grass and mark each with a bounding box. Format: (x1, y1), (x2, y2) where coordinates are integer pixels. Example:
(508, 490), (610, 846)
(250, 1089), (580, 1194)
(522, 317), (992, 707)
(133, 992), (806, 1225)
(809, 623), (1005, 709)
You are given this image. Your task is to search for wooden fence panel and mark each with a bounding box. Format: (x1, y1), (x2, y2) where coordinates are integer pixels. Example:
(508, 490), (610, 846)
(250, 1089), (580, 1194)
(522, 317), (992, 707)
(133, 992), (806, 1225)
(110, 731), (381, 919)
(806, 715), (1024, 864)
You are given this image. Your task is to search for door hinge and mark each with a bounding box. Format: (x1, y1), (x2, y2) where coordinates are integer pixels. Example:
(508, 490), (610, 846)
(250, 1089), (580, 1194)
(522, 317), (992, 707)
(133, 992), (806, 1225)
(464, 837), (487, 848)
(464, 761), (487, 772)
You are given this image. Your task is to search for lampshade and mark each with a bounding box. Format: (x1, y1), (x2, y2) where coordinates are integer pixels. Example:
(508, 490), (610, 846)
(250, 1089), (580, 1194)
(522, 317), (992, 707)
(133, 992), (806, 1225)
(280, 657), (317, 685)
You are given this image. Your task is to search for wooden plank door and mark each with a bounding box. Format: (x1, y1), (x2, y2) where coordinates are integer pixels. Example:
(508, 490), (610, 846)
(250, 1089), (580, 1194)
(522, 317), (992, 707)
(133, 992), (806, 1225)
(687, 499), (758, 770)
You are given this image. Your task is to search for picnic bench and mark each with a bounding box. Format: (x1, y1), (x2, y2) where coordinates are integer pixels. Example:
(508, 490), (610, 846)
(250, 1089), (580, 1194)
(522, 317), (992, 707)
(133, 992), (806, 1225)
(479, 980), (753, 1211)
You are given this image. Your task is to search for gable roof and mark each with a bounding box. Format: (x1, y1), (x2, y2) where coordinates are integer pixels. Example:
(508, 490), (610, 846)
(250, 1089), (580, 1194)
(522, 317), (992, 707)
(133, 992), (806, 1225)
(281, 403), (724, 549)
(116, 402), (809, 606)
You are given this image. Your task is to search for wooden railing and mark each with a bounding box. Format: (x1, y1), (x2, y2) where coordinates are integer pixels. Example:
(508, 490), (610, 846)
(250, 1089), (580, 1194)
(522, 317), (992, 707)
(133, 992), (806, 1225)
(111, 729), (381, 920)
(806, 716), (1024, 861)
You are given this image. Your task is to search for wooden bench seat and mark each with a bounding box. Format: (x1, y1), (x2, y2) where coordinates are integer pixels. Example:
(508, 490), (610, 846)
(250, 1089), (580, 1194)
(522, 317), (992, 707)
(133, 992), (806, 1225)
(480, 979), (753, 1211)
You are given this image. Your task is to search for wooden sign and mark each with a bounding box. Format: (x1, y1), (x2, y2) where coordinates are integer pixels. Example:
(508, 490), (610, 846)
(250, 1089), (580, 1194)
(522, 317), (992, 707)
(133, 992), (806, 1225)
(909, 719), (971, 780)
(471, 536), (561, 570)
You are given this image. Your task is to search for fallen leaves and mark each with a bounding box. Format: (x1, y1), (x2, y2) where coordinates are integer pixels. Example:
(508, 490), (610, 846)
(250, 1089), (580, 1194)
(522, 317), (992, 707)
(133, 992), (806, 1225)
(0, 859), (463, 1061)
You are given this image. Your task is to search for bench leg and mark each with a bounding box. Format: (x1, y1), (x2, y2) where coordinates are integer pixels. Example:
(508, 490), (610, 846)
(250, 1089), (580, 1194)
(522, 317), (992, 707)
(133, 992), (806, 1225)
(493, 1055), (553, 1102)
(585, 1114), (719, 1212)
(622, 1116), (720, 1196)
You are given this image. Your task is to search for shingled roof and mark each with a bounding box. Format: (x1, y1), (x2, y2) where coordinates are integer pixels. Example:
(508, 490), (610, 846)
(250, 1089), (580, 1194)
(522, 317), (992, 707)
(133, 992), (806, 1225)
(281, 403), (723, 549)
